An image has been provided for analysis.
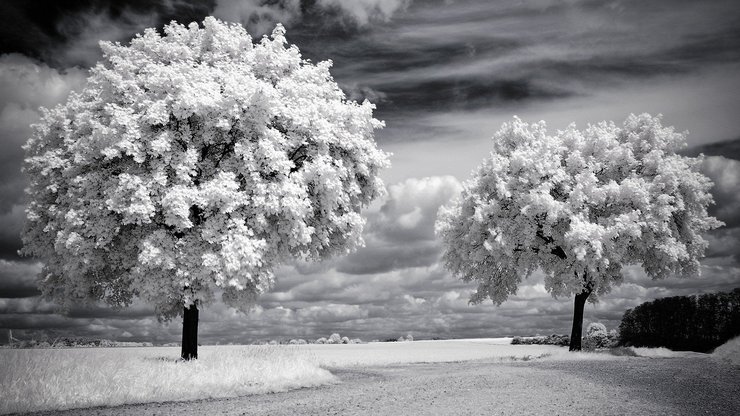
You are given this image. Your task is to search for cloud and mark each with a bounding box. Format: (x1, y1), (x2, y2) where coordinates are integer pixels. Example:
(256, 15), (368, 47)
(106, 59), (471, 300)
(375, 176), (462, 243)
(212, 0), (411, 36)
(212, 0), (302, 36)
(701, 156), (740, 227)
(317, 0), (411, 26)
(336, 176), (461, 274)
(684, 138), (740, 161)
(55, 9), (158, 68)
(0, 260), (42, 299)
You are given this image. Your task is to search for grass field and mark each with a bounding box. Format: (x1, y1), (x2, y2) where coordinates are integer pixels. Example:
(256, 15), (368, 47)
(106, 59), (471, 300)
(0, 345), (334, 414)
(0, 338), (727, 414)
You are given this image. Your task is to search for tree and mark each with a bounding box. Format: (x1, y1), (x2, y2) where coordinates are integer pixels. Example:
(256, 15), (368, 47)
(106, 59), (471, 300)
(21, 17), (389, 360)
(436, 114), (722, 351)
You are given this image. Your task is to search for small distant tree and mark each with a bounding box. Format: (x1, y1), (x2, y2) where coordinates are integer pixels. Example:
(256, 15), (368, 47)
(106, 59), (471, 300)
(437, 114), (722, 351)
(21, 17), (389, 360)
(315, 337), (328, 344)
(328, 333), (342, 344)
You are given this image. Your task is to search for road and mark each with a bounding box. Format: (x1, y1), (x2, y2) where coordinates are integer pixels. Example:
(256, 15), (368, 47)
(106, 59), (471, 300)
(36, 357), (740, 415)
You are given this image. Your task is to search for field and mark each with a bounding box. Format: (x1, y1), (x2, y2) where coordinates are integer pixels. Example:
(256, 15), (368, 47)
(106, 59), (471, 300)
(1, 339), (736, 415)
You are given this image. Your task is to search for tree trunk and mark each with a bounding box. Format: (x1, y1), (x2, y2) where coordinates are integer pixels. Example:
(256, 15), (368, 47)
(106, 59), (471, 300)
(181, 303), (199, 360)
(569, 289), (591, 351)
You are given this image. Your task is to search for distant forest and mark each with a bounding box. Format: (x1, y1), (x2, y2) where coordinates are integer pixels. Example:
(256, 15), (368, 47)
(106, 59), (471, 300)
(619, 288), (740, 352)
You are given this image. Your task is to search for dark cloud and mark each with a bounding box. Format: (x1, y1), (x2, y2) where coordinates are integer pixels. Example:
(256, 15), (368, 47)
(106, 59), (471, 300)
(701, 156), (740, 227)
(336, 240), (440, 275)
(0, 0), (216, 68)
(0, 260), (41, 299)
(684, 138), (740, 161)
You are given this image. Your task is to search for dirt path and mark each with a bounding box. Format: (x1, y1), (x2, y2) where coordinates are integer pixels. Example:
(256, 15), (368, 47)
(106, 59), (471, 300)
(35, 357), (740, 415)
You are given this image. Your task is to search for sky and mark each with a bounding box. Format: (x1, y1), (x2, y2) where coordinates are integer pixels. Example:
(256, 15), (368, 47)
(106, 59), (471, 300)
(0, 0), (739, 345)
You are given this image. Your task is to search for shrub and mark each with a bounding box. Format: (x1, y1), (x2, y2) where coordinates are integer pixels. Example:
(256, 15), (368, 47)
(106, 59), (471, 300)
(511, 334), (570, 346)
(583, 323), (609, 350)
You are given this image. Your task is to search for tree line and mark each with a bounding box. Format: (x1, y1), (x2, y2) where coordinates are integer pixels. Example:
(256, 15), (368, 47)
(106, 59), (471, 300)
(618, 288), (740, 352)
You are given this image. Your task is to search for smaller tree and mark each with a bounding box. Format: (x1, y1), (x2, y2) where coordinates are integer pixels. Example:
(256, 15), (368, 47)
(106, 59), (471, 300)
(437, 114), (722, 351)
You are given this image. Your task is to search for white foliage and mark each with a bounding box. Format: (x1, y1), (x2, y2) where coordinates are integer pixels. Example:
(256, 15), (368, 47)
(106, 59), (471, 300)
(586, 322), (607, 337)
(328, 333), (342, 344)
(21, 17), (389, 320)
(436, 114), (722, 305)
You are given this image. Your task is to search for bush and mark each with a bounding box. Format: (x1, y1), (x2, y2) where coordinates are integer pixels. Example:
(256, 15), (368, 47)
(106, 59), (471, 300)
(586, 323), (607, 337)
(315, 337), (327, 344)
(512, 334), (570, 346)
(583, 323), (612, 350)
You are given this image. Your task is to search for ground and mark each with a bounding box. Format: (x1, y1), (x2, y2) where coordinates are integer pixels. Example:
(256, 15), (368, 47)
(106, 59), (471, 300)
(29, 355), (740, 416)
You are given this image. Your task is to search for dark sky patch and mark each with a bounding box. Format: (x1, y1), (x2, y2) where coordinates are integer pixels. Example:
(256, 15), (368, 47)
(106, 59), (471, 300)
(684, 138), (740, 160)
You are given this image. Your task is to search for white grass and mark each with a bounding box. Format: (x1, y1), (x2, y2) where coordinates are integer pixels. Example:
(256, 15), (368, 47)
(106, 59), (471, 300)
(0, 346), (335, 415)
(3, 338), (708, 414)
(628, 347), (707, 358)
(713, 336), (740, 366)
(301, 338), (619, 367)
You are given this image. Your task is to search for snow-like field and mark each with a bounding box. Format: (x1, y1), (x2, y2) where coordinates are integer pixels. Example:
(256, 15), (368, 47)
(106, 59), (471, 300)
(0, 339), (717, 415)
(0, 345), (332, 414)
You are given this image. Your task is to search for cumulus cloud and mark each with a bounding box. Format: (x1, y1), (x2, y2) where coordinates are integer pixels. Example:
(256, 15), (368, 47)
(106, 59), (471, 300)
(337, 176), (461, 274)
(374, 176), (462, 243)
(701, 156), (740, 227)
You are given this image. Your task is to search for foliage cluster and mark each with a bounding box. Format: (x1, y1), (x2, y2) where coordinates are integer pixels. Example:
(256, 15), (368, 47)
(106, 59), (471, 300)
(313, 333), (361, 344)
(511, 334), (570, 347)
(21, 17), (389, 321)
(619, 288), (740, 352)
(582, 323), (619, 350)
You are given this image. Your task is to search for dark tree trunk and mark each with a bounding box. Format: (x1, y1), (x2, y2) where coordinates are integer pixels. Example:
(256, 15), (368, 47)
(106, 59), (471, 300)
(569, 289), (591, 351)
(181, 303), (199, 360)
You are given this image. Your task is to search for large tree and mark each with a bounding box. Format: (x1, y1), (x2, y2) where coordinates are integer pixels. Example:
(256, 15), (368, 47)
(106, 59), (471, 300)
(21, 17), (389, 359)
(436, 114), (722, 350)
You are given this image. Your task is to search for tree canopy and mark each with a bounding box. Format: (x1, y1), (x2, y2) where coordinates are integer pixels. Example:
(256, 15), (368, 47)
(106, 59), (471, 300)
(21, 17), (390, 320)
(436, 114), (722, 306)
